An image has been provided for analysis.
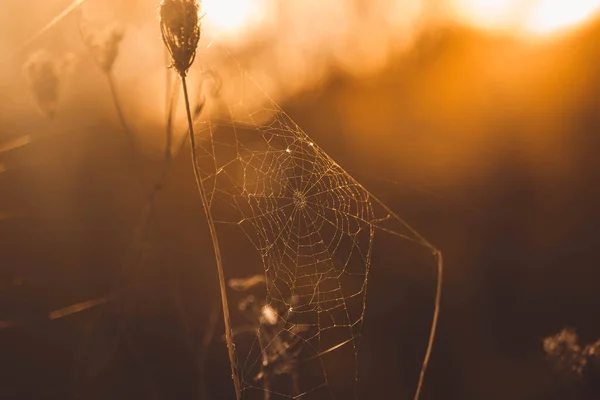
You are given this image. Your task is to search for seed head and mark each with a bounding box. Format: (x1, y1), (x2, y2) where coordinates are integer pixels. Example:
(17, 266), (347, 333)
(23, 50), (74, 118)
(159, 0), (202, 77)
(80, 21), (125, 73)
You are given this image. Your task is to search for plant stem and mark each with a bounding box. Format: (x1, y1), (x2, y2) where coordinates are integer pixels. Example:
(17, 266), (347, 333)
(75, 103), (175, 400)
(165, 76), (179, 160)
(181, 75), (242, 400)
(413, 250), (443, 400)
(106, 71), (132, 138)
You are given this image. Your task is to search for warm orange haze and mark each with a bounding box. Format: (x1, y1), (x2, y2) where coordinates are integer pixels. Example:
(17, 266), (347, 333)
(0, 1), (599, 400)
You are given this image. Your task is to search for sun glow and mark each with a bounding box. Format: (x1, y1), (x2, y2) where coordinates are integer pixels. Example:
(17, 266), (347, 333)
(527, 0), (600, 34)
(451, 0), (600, 36)
(202, 0), (272, 37)
(450, 0), (525, 31)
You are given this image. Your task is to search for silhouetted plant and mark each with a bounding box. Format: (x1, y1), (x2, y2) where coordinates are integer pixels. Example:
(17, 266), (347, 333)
(23, 49), (74, 118)
(79, 19), (132, 137)
(159, 1), (242, 399)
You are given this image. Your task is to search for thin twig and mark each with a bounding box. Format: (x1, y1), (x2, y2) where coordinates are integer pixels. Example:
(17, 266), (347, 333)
(74, 75), (201, 400)
(106, 72), (133, 139)
(165, 75), (180, 160)
(413, 250), (443, 400)
(364, 190), (443, 400)
(181, 75), (242, 400)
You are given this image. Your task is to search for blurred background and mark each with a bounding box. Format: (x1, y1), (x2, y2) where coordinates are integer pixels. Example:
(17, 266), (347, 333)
(1, 0), (600, 399)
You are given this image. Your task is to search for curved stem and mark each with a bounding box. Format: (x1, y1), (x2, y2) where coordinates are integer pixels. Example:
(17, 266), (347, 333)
(413, 250), (443, 400)
(365, 190), (443, 400)
(181, 75), (242, 400)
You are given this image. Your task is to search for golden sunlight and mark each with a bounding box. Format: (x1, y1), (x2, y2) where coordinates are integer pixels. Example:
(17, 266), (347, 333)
(526, 0), (600, 34)
(450, 0), (527, 31)
(202, 0), (271, 37)
(451, 0), (600, 36)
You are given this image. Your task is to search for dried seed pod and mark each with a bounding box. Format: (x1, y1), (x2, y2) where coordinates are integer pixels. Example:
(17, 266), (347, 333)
(80, 21), (125, 73)
(159, 0), (201, 77)
(23, 50), (74, 118)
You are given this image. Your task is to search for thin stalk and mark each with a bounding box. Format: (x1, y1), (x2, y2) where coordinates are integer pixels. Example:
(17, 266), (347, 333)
(106, 71), (132, 138)
(165, 47), (172, 116)
(181, 75), (242, 400)
(165, 76), (180, 160)
(74, 107), (173, 400)
(413, 250), (443, 400)
(165, 47), (177, 159)
(74, 76), (207, 400)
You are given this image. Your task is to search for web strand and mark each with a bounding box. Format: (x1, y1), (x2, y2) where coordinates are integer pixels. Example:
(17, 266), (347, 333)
(190, 37), (442, 400)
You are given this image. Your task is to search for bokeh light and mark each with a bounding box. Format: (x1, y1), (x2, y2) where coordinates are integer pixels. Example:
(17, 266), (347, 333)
(526, 0), (600, 34)
(449, 0), (527, 32)
(202, 0), (274, 38)
(450, 0), (600, 36)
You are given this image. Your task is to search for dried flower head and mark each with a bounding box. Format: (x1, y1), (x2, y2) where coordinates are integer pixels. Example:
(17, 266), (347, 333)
(23, 50), (74, 118)
(159, 0), (202, 77)
(229, 275), (306, 391)
(80, 21), (125, 73)
(544, 328), (589, 378)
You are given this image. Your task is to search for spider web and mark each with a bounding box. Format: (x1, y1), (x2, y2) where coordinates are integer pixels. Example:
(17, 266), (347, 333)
(0, 3), (442, 396)
(188, 37), (443, 400)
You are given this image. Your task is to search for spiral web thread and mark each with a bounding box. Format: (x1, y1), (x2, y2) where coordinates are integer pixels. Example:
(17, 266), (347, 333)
(191, 39), (442, 400)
